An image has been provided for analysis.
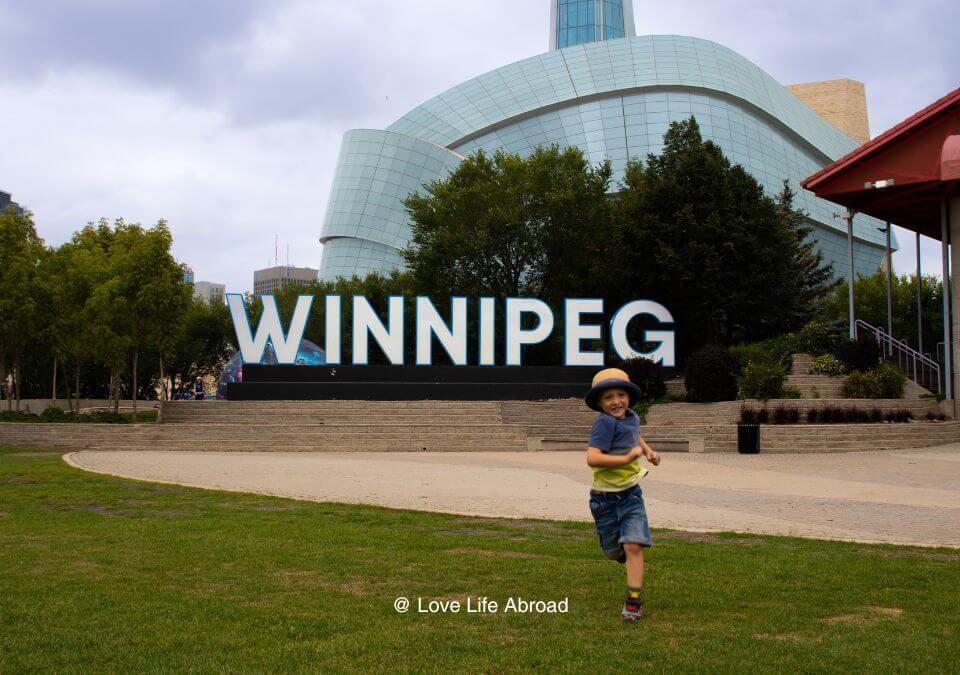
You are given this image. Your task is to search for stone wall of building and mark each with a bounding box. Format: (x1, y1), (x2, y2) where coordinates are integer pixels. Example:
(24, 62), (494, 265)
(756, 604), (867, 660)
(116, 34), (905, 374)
(787, 78), (870, 145)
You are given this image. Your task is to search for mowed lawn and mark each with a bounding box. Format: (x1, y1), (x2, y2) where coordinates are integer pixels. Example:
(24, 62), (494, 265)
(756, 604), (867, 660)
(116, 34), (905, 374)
(1, 447), (959, 673)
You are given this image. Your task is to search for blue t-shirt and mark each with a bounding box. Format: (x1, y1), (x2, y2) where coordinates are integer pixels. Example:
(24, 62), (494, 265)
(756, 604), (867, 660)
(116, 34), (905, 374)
(588, 409), (647, 491)
(588, 409), (640, 451)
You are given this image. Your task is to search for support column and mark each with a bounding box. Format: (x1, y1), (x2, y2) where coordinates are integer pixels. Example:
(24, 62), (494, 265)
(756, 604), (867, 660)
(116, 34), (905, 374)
(885, 222), (893, 353)
(949, 197), (960, 404)
(847, 210), (856, 340)
(917, 231), (923, 354)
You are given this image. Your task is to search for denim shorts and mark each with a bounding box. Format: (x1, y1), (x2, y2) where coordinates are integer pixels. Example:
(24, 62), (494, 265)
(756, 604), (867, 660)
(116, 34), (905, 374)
(588, 484), (652, 560)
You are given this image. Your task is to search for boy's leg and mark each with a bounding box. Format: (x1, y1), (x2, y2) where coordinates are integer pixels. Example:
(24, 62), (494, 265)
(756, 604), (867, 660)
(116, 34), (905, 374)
(589, 493), (624, 562)
(618, 487), (652, 622)
(623, 543), (644, 588)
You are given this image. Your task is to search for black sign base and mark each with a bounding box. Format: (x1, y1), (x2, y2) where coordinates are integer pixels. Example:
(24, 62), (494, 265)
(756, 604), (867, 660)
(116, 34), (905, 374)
(226, 365), (598, 401)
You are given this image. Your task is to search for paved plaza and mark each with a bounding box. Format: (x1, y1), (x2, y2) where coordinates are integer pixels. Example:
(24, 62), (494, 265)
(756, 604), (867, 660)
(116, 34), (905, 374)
(65, 445), (960, 548)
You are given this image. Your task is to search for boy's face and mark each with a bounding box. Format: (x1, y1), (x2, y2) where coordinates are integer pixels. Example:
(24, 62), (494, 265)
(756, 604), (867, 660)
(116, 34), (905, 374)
(599, 388), (630, 418)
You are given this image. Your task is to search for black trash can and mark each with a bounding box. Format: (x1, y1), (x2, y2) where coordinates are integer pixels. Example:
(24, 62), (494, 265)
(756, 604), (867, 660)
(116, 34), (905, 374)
(737, 423), (760, 454)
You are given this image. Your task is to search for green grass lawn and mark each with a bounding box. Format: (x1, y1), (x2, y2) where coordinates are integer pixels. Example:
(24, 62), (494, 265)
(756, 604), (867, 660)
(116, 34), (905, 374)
(1, 447), (959, 673)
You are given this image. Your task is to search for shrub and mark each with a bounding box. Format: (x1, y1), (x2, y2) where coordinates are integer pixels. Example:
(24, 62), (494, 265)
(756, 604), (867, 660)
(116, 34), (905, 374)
(730, 339), (792, 372)
(836, 338), (881, 373)
(730, 343), (772, 371)
(809, 354), (847, 377)
(755, 408), (770, 424)
(840, 365), (907, 399)
(872, 364), (907, 399)
(617, 356), (666, 402)
(771, 406), (800, 424)
(684, 345), (739, 402)
(40, 406), (71, 422)
(793, 320), (841, 356)
(819, 406), (838, 424)
(78, 410), (129, 424)
(869, 408), (884, 423)
(633, 400), (653, 425)
(885, 409), (913, 423)
(926, 411), (948, 421)
(781, 386), (802, 399)
(806, 408), (819, 423)
(0, 410), (37, 422)
(738, 361), (788, 400)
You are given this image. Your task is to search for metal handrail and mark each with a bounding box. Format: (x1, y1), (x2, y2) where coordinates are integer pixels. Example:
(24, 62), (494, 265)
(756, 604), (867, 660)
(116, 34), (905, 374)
(854, 319), (942, 394)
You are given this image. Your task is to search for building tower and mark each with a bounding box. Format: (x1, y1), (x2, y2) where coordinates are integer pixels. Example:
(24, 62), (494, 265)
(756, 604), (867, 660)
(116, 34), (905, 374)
(550, 0), (636, 50)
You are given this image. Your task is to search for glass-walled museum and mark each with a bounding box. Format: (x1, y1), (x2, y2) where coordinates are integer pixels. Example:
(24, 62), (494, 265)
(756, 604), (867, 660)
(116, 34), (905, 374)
(318, 2), (891, 282)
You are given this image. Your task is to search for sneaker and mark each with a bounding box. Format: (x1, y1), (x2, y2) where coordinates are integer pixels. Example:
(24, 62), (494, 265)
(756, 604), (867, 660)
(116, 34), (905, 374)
(615, 549), (627, 564)
(620, 597), (643, 622)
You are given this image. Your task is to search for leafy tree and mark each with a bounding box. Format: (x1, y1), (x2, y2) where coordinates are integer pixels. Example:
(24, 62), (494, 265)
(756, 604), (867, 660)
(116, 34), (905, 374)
(776, 181), (838, 323)
(403, 146), (617, 302)
(168, 296), (236, 395)
(618, 118), (834, 360)
(0, 207), (44, 410)
(817, 269), (943, 356)
(110, 220), (191, 411)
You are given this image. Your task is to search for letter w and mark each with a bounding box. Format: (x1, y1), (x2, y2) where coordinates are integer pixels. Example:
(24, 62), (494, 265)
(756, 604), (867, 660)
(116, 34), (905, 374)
(228, 294), (313, 364)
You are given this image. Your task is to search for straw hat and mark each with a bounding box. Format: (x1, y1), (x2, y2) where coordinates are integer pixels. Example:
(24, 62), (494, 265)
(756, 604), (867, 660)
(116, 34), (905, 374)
(584, 367), (641, 412)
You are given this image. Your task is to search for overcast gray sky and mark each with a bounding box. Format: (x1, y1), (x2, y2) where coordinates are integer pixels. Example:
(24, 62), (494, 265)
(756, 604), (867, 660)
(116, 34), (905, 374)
(1, 0), (957, 292)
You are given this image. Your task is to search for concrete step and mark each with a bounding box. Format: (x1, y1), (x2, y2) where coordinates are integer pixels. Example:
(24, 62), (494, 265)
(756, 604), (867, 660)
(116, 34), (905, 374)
(162, 400), (505, 411)
(790, 353), (814, 375)
(163, 406), (502, 415)
(92, 444), (528, 453)
(161, 415), (506, 425)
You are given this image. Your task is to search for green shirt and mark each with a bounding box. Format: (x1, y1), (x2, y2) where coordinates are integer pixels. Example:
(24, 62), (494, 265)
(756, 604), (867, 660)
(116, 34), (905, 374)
(588, 410), (648, 492)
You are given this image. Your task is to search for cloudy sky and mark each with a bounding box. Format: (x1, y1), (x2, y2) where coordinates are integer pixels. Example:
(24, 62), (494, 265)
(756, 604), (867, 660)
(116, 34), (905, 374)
(1, 0), (957, 292)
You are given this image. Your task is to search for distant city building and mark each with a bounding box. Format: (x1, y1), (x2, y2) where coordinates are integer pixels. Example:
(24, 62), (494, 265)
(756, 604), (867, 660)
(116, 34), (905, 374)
(0, 191), (24, 216)
(193, 281), (226, 304)
(183, 266), (195, 284)
(253, 265), (319, 295)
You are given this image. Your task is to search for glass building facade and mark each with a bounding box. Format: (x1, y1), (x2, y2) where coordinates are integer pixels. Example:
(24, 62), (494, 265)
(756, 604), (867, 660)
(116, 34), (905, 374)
(557, 0), (625, 48)
(553, 0), (635, 50)
(319, 32), (892, 282)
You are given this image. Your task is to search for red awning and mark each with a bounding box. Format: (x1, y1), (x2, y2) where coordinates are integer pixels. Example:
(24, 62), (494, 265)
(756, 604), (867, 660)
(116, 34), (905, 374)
(803, 87), (960, 239)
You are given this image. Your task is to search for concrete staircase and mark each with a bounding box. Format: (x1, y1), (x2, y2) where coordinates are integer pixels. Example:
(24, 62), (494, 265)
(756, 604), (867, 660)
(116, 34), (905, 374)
(3, 397), (956, 455)
(786, 353), (843, 397)
(759, 421), (960, 452)
(646, 398), (941, 427)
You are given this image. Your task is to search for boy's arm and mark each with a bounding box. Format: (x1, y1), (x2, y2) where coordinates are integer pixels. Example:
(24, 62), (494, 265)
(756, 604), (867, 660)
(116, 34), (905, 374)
(638, 437), (661, 466)
(586, 446), (642, 467)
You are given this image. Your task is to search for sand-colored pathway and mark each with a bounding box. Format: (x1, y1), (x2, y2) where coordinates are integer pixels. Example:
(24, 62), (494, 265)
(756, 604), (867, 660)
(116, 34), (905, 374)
(64, 445), (960, 548)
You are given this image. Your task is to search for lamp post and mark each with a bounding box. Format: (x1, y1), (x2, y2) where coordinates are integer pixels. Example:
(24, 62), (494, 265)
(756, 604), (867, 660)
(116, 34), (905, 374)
(845, 209), (856, 340)
(877, 223), (893, 356)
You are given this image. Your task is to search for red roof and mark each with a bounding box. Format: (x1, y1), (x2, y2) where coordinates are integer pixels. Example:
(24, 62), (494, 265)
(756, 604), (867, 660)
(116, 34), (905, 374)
(802, 86), (960, 237)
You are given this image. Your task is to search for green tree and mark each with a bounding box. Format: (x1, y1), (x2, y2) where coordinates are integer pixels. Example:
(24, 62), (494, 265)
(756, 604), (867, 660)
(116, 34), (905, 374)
(168, 296), (236, 395)
(110, 220), (191, 412)
(817, 269), (943, 356)
(0, 207), (45, 410)
(403, 146), (617, 302)
(619, 117), (833, 360)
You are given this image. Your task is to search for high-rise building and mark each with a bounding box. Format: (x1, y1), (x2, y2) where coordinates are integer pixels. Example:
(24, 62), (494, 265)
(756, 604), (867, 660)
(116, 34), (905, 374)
(193, 281), (226, 304)
(253, 266), (319, 295)
(0, 191), (24, 216)
(550, 0), (636, 50)
(318, 1), (892, 282)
